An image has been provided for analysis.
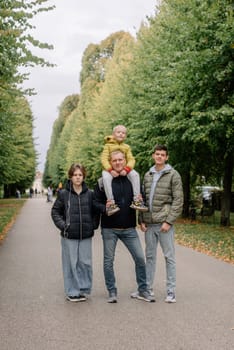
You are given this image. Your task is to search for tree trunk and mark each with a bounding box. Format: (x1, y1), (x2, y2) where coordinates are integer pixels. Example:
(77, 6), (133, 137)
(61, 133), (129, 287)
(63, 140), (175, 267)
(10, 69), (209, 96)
(3, 184), (17, 198)
(3, 184), (11, 198)
(220, 152), (233, 226)
(182, 169), (190, 218)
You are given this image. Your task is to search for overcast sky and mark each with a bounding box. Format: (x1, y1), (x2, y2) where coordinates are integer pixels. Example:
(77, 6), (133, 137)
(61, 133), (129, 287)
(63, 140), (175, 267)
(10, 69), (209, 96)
(23, 0), (157, 172)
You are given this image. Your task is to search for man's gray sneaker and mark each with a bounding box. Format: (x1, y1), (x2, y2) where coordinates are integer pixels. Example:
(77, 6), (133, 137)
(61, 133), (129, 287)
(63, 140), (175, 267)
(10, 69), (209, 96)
(66, 295), (80, 302)
(165, 292), (176, 303)
(131, 290), (155, 299)
(136, 291), (155, 302)
(107, 292), (117, 303)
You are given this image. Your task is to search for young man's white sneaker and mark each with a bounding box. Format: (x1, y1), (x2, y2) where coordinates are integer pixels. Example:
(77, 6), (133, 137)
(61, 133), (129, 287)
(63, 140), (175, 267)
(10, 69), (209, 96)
(165, 292), (176, 303)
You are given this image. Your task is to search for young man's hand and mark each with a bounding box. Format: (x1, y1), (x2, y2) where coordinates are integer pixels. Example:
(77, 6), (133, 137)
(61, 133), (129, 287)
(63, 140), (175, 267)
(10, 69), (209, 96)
(160, 222), (171, 232)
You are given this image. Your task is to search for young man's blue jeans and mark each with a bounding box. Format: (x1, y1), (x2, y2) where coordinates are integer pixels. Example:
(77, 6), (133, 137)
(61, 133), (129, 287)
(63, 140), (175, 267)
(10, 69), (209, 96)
(61, 237), (93, 297)
(145, 224), (176, 293)
(101, 228), (147, 294)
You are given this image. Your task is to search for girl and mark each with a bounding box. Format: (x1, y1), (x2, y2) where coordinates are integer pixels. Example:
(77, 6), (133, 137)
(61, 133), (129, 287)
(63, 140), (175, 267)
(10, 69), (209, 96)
(51, 163), (98, 302)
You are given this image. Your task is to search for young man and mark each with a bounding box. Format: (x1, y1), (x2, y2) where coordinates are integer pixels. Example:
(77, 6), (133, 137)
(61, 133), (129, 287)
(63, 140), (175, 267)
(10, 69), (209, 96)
(94, 150), (155, 303)
(132, 144), (183, 303)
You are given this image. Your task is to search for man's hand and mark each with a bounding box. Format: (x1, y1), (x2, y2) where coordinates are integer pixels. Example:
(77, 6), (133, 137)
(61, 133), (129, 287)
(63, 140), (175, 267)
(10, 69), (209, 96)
(119, 169), (127, 176)
(106, 199), (114, 209)
(110, 170), (120, 177)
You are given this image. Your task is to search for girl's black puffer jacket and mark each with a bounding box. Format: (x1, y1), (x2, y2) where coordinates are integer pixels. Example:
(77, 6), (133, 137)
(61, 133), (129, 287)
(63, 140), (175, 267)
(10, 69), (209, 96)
(51, 181), (95, 240)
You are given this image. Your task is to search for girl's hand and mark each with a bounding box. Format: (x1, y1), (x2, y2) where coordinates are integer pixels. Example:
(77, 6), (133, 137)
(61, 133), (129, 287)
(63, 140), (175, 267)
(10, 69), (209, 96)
(140, 223), (147, 232)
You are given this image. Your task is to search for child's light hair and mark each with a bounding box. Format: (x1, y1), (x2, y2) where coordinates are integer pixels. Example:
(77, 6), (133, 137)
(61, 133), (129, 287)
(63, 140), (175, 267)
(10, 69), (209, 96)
(113, 125), (127, 134)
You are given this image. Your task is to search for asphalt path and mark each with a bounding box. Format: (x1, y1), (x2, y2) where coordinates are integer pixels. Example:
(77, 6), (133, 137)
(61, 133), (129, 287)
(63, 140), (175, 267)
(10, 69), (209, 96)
(0, 197), (233, 350)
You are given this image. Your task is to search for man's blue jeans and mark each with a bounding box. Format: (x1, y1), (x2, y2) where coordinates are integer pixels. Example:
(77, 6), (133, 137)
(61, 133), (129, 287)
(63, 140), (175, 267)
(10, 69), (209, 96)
(145, 224), (176, 293)
(101, 228), (147, 294)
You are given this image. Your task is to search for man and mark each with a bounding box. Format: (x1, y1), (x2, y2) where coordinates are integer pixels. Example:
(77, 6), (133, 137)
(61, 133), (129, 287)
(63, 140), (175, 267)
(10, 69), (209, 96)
(94, 150), (155, 303)
(132, 144), (183, 303)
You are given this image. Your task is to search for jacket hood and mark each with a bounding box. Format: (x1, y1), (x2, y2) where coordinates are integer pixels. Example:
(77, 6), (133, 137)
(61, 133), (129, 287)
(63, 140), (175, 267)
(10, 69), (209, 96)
(149, 163), (172, 174)
(104, 135), (119, 144)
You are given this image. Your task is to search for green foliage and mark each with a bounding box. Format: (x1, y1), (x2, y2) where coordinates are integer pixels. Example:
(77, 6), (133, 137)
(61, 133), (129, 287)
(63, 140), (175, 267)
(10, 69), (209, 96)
(43, 95), (79, 187)
(0, 0), (55, 194)
(45, 0), (233, 224)
(0, 198), (26, 243)
(45, 32), (134, 188)
(0, 97), (36, 189)
(80, 31), (129, 86)
(0, 0), (54, 93)
(116, 0), (234, 179)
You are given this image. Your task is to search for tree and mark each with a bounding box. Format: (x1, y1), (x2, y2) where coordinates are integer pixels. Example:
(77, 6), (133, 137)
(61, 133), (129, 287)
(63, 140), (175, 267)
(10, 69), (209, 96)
(43, 95), (79, 187)
(65, 32), (134, 186)
(0, 0), (54, 194)
(44, 0), (233, 225)
(3, 97), (36, 197)
(157, 0), (234, 225)
(114, 0), (233, 224)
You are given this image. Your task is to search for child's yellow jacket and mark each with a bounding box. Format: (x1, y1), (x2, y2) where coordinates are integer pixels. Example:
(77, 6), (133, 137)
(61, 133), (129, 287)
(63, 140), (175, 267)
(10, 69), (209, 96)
(101, 135), (135, 171)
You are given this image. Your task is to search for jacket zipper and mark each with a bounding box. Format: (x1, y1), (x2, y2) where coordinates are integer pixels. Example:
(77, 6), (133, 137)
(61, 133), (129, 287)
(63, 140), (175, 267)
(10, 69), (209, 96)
(78, 195), (83, 240)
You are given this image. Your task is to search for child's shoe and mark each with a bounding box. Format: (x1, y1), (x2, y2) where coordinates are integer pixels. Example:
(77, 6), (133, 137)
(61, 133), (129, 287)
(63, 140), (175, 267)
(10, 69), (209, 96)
(106, 204), (120, 216)
(130, 200), (148, 212)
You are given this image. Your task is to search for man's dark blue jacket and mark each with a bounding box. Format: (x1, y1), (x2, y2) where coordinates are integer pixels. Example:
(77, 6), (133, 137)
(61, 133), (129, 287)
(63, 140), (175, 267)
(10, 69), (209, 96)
(93, 176), (137, 229)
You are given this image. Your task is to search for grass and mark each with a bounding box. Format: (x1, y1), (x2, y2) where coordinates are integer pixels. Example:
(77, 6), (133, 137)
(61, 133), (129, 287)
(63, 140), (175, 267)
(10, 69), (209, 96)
(0, 199), (233, 264)
(0, 198), (26, 243)
(175, 211), (234, 264)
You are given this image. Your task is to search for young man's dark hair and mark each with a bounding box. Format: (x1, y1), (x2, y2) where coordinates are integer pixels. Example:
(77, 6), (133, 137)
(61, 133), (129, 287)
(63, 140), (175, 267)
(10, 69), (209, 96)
(153, 144), (168, 154)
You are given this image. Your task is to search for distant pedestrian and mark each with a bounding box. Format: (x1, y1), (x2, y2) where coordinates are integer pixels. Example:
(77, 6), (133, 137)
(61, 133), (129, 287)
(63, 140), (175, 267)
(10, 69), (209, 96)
(56, 182), (63, 196)
(51, 163), (99, 302)
(47, 186), (53, 202)
(29, 187), (34, 198)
